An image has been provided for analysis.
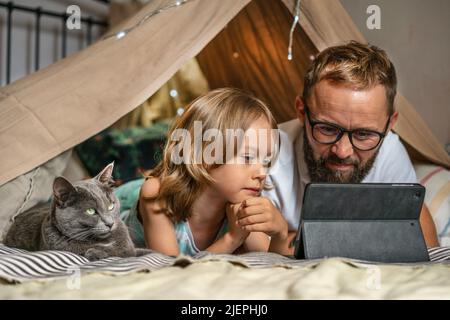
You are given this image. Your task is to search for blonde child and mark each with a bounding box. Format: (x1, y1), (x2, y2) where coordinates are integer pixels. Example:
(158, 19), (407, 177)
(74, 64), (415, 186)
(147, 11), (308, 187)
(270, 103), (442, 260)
(120, 88), (290, 256)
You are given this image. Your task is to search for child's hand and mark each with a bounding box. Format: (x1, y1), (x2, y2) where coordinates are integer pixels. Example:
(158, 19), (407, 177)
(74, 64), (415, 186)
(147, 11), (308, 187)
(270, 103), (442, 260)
(226, 203), (250, 244)
(236, 197), (288, 241)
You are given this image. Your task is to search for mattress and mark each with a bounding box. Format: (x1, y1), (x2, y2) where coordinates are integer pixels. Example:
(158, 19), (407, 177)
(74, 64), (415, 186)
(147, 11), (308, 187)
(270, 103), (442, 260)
(1, 245), (450, 299)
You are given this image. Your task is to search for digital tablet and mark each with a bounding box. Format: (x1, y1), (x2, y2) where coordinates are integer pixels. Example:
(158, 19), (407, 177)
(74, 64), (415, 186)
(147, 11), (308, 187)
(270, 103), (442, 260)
(294, 183), (430, 263)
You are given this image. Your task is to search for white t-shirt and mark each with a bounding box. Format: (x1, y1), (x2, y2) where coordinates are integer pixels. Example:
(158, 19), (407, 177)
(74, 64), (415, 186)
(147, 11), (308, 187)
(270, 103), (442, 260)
(262, 119), (418, 230)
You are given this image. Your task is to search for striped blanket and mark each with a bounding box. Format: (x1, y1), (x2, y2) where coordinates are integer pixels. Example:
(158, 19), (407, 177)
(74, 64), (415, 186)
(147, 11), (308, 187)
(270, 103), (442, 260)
(1, 245), (450, 284)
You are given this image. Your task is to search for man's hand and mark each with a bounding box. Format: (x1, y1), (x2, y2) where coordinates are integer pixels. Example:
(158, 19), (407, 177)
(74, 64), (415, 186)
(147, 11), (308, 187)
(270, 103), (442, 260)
(236, 197), (288, 241)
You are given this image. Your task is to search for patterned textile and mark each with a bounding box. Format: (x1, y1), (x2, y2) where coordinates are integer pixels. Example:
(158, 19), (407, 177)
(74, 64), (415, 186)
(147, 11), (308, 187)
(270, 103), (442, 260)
(0, 244), (449, 283)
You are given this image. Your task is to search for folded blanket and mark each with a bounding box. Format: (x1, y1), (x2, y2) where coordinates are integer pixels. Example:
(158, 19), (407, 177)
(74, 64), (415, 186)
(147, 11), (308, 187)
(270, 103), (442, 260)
(1, 245), (450, 283)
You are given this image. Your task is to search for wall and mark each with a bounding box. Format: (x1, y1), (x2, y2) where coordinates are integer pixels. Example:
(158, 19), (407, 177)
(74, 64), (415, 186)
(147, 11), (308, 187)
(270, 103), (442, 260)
(340, 0), (450, 148)
(0, 0), (108, 86)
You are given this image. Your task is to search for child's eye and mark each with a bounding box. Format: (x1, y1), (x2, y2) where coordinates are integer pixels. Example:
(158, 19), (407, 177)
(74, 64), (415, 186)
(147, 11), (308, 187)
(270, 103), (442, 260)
(85, 208), (96, 215)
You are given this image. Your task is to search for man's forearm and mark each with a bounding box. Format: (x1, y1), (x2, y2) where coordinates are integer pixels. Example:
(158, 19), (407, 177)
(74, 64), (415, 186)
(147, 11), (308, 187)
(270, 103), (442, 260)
(420, 205), (439, 248)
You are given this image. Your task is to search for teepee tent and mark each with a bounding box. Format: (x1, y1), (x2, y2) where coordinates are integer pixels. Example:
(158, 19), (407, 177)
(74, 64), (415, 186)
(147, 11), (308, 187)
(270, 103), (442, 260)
(0, 0), (449, 189)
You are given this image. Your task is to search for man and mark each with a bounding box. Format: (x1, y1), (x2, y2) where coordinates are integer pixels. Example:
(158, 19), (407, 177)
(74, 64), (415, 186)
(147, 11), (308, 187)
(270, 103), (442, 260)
(256, 41), (439, 252)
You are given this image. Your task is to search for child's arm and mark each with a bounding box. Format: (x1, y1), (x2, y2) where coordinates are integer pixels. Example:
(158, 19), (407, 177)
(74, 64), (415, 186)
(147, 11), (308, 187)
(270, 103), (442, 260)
(241, 232), (270, 252)
(205, 233), (247, 254)
(236, 197), (294, 255)
(139, 178), (180, 256)
(205, 203), (250, 254)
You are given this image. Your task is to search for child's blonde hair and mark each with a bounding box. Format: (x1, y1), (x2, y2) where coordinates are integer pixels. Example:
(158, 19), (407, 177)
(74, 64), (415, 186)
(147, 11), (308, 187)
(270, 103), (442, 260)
(147, 87), (277, 222)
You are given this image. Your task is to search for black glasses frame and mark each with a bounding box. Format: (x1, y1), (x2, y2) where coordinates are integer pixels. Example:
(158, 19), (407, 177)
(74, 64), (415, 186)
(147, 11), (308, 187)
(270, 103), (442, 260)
(304, 104), (391, 151)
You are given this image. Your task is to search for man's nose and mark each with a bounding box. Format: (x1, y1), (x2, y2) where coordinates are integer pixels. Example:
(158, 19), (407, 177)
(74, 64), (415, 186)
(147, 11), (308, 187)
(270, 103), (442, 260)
(333, 133), (354, 159)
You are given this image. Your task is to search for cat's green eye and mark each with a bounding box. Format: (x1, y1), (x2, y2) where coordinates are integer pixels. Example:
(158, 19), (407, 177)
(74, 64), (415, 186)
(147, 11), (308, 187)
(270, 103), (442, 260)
(108, 203), (115, 211)
(85, 208), (96, 215)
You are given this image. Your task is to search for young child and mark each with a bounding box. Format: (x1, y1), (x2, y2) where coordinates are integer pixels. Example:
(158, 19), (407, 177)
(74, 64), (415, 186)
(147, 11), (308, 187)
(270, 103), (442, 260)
(119, 88), (290, 256)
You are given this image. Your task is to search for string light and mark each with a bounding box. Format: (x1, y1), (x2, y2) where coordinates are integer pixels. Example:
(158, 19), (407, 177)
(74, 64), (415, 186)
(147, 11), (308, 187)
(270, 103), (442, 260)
(287, 0), (301, 61)
(105, 0), (301, 63)
(116, 31), (127, 39)
(103, 0), (195, 41)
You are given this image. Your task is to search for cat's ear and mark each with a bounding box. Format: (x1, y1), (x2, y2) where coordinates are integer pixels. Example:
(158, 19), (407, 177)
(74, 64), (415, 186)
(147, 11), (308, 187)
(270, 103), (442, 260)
(53, 177), (76, 205)
(94, 162), (115, 187)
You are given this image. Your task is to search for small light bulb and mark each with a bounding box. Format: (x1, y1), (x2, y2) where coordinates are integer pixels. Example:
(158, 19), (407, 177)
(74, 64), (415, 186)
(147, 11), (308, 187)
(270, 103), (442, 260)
(177, 107), (184, 116)
(287, 53), (292, 60)
(170, 89), (178, 98)
(116, 31), (126, 39)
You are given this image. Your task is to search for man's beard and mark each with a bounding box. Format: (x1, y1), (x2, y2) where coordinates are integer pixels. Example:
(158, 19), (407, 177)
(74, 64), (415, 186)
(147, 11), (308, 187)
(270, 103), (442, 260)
(303, 127), (379, 183)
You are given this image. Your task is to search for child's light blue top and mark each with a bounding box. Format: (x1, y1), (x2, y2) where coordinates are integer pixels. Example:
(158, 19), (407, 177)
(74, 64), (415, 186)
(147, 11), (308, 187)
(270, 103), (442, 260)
(115, 178), (228, 256)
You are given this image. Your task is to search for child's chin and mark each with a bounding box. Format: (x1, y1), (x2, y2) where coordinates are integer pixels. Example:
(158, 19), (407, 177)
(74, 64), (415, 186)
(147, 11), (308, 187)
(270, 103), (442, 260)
(229, 193), (257, 204)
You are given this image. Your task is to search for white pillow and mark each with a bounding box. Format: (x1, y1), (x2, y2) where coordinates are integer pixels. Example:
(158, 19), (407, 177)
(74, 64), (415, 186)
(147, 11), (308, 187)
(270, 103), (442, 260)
(0, 150), (71, 242)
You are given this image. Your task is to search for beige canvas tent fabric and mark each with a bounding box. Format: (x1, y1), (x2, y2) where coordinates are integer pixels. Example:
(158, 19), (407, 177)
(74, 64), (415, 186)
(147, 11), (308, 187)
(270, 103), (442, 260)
(0, 0), (448, 187)
(0, 0), (250, 186)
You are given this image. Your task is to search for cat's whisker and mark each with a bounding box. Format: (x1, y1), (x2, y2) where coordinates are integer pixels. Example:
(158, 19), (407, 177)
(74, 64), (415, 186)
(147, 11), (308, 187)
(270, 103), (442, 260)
(65, 229), (92, 242)
(75, 231), (94, 241)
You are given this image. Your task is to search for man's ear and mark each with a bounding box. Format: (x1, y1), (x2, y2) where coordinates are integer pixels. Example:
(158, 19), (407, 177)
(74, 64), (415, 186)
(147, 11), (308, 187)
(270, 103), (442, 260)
(388, 111), (398, 132)
(295, 96), (306, 124)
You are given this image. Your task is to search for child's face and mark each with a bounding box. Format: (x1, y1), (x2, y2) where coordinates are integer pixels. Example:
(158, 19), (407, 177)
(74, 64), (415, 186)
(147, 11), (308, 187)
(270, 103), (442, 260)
(209, 116), (276, 204)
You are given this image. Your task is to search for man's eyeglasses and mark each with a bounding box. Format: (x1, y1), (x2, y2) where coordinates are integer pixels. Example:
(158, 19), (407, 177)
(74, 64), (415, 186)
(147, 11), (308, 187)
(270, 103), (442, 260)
(304, 105), (390, 151)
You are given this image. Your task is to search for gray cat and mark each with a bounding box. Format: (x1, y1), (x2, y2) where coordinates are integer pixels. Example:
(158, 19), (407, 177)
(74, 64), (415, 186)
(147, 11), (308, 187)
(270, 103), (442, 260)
(4, 163), (152, 261)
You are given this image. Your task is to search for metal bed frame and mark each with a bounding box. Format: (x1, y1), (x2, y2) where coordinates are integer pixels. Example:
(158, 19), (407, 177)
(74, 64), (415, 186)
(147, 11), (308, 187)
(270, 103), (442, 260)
(0, 0), (109, 84)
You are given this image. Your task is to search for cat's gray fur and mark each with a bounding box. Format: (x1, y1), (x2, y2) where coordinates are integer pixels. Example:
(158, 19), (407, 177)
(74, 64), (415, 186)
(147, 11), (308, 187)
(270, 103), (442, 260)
(4, 163), (152, 261)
